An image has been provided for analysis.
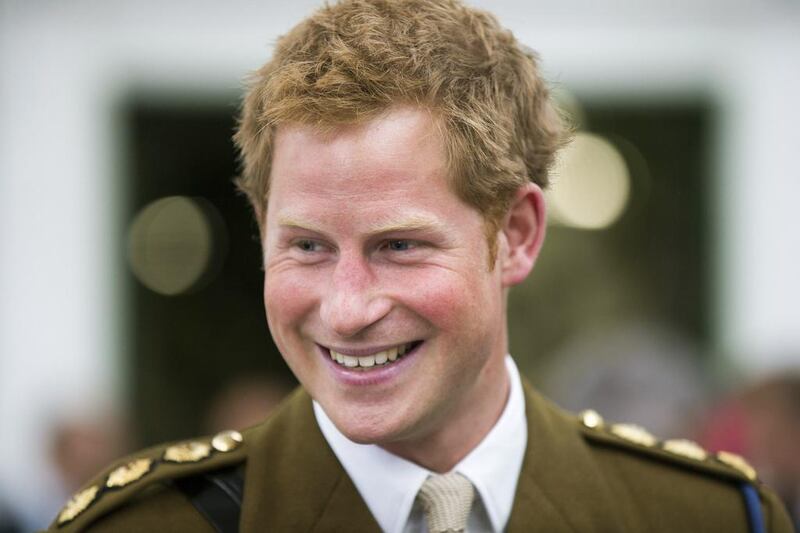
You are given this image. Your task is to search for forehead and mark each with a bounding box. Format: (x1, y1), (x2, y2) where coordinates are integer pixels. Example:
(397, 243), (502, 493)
(270, 107), (444, 192)
(264, 107), (486, 238)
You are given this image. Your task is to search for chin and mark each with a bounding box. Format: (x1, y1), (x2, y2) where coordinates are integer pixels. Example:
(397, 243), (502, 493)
(329, 405), (411, 446)
(340, 427), (387, 446)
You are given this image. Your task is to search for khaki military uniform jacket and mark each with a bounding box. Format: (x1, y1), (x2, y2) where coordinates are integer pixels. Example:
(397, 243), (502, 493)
(49, 382), (794, 532)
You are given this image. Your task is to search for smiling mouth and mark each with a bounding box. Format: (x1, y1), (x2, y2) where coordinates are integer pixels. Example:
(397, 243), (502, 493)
(327, 341), (422, 369)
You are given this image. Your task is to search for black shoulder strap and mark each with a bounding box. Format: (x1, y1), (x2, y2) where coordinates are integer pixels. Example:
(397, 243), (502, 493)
(172, 465), (245, 533)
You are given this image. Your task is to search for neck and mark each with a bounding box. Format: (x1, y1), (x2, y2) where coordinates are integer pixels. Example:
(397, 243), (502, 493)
(380, 354), (510, 472)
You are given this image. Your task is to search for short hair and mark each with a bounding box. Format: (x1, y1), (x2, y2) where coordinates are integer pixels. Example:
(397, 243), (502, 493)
(234, 0), (565, 256)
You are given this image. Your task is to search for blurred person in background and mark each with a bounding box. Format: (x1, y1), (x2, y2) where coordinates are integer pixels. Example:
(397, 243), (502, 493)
(742, 373), (800, 526)
(0, 497), (23, 533)
(543, 321), (710, 440)
(49, 413), (131, 501)
(204, 375), (295, 434)
(702, 371), (800, 530)
(47, 0), (793, 531)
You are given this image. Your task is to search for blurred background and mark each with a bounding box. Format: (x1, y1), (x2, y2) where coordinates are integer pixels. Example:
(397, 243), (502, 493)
(1, 0), (799, 530)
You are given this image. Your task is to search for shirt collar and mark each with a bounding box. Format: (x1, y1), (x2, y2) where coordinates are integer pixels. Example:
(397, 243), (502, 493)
(313, 355), (527, 533)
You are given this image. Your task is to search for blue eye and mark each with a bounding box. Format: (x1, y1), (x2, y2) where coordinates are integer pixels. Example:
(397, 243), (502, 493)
(296, 240), (319, 252)
(387, 240), (412, 251)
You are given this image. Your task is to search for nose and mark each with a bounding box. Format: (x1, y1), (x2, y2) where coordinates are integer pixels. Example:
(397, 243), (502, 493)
(319, 252), (391, 338)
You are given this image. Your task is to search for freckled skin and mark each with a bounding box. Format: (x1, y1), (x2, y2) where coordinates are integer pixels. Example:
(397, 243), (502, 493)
(262, 107), (541, 471)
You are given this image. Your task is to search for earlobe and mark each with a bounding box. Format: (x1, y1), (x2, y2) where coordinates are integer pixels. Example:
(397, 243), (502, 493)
(500, 183), (546, 287)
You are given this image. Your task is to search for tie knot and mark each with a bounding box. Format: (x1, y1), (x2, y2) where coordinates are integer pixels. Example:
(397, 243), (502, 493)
(417, 472), (475, 533)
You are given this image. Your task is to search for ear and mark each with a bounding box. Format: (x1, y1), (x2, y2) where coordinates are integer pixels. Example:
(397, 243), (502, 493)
(499, 183), (546, 287)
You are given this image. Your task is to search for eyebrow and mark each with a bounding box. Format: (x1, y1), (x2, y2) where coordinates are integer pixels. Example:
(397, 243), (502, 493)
(277, 214), (446, 237)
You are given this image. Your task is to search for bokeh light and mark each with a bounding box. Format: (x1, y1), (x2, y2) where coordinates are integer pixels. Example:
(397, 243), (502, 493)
(548, 132), (631, 230)
(127, 196), (228, 296)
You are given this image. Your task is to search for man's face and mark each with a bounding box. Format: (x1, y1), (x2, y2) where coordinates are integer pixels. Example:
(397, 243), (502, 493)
(263, 107), (508, 448)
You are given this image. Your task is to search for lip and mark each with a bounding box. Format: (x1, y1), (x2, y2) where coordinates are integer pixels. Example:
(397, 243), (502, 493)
(317, 341), (424, 387)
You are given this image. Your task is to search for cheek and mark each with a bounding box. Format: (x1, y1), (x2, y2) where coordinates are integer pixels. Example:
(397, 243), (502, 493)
(400, 269), (498, 330)
(263, 271), (319, 335)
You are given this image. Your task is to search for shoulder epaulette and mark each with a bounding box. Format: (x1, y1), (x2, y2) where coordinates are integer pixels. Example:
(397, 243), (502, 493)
(577, 409), (758, 484)
(52, 429), (247, 531)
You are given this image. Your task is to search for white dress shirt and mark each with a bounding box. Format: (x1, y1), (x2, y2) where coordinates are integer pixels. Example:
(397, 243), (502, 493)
(314, 355), (527, 533)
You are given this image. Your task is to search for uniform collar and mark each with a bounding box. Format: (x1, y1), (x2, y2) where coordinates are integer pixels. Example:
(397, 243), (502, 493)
(314, 355), (527, 533)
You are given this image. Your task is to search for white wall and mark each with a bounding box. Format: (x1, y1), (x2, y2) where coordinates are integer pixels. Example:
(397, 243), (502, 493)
(1, 0), (798, 527)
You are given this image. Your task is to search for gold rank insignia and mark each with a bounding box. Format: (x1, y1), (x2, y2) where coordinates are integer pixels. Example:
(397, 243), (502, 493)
(662, 439), (708, 461)
(611, 423), (657, 447)
(164, 441), (212, 463)
(580, 409), (604, 429)
(106, 457), (153, 488)
(212, 429), (243, 453)
(57, 485), (99, 525)
(717, 450), (758, 481)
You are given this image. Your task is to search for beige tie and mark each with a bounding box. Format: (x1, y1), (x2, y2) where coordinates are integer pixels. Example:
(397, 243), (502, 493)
(416, 472), (475, 533)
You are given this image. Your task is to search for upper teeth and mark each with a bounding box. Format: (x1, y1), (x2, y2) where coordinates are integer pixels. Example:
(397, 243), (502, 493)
(330, 343), (410, 368)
